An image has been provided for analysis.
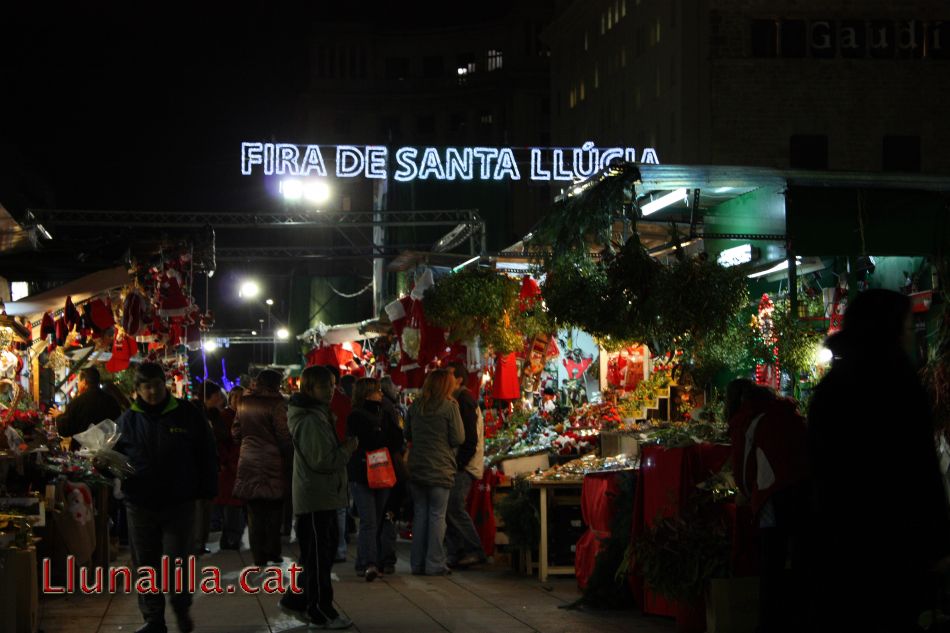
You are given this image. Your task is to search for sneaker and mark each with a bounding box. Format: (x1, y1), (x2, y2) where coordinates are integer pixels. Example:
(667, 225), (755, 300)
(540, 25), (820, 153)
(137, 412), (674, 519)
(323, 616), (354, 630)
(364, 566), (378, 582)
(174, 609), (194, 633)
(278, 598), (308, 623)
(456, 553), (486, 567)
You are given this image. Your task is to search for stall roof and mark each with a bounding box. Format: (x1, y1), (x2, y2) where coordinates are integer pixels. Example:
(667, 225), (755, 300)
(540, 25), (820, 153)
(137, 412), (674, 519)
(5, 266), (130, 322)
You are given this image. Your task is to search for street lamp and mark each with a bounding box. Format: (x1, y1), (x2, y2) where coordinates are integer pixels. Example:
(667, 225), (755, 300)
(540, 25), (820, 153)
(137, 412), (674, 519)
(265, 298), (274, 306)
(276, 327), (290, 340)
(239, 280), (260, 299)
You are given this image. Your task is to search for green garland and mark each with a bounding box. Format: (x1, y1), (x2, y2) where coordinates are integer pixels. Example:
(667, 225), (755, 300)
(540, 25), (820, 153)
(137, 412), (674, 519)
(773, 299), (825, 375)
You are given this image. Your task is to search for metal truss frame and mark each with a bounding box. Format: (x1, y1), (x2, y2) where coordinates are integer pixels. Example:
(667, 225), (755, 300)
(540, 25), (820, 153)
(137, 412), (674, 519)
(25, 208), (486, 262)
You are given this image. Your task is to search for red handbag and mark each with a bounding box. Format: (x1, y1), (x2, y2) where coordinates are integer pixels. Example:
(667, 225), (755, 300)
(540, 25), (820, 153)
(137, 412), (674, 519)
(366, 447), (397, 489)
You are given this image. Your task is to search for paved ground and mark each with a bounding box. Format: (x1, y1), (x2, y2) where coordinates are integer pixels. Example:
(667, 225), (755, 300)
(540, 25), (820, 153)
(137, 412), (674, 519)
(38, 534), (674, 633)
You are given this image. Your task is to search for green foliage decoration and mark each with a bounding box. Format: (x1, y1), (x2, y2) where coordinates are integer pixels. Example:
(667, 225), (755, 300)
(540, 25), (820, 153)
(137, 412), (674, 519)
(773, 299), (825, 375)
(633, 489), (731, 603)
(423, 268), (524, 354)
(495, 476), (540, 548)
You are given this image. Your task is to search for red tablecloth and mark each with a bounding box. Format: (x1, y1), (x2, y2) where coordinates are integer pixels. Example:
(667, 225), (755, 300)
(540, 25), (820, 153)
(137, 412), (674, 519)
(575, 471), (630, 590)
(466, 469), (498, 556)
(631, 443), (732, 616)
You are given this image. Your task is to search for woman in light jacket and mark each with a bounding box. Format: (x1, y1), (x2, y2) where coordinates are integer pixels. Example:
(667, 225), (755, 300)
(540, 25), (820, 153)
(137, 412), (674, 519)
(405, 369), (465, 576)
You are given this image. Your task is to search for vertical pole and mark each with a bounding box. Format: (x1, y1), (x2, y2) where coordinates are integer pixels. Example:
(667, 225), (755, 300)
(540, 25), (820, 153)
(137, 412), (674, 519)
(269, 306), (275, 366)
(372, 178), (388, 316)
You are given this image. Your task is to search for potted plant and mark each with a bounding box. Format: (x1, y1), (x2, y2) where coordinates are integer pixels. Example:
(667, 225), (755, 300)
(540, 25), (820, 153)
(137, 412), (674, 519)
(634, 494), (731, 632)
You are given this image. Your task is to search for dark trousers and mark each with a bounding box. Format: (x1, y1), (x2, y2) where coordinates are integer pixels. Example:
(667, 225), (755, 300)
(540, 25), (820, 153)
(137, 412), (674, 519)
(218, 504), (245, 548)
(444, 472), (484, 562)
(126, 500), (195, 625)
(246, 499), (284, 565)
(284, 510), (340, 624)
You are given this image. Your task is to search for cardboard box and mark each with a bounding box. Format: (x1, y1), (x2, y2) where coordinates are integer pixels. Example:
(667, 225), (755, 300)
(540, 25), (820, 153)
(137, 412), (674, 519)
(0, 547), (38, 633)
(599, 431), (639, 458)
(706, 577), (759, 633)
(498, 453), (549, 477)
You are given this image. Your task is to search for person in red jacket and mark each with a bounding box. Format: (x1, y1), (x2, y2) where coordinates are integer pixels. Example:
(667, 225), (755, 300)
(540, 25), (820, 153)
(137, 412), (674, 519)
(726, 379), (808, 633)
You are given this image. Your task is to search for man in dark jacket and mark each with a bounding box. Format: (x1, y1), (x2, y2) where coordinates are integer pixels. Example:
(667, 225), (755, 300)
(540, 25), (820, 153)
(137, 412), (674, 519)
(54, 367), (122, 444)
(444, 362), (486, 568)
(115, 362), (217, 633)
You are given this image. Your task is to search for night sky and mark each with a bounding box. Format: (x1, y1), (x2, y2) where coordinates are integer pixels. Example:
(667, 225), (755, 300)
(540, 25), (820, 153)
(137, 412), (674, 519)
(0, 3), (516, 380)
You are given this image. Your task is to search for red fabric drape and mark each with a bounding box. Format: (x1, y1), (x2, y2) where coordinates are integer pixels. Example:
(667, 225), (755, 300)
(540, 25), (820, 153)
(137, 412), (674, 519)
(630, 443), (732, 616)
(575, 471), (625, 590)
(465, 468), (498, 556)
(492, 352), (520, 400)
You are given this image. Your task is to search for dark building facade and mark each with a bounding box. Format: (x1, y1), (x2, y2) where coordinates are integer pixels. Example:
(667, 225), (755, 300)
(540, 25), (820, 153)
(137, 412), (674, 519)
(546, 0), (950, 173)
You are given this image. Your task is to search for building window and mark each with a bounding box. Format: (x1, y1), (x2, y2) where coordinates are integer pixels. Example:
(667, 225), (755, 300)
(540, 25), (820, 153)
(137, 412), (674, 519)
(601, 13), (606, 35)
(457, 53), (476, 75)
(594, 64), (599, 89)
(423, 55), (444, 78)
(614, 1), (620, 23)
(655, 18), (661, 44)
(607, 10), (613, 30)
(882, 135), (922, 172)
(789, 135), (829, 169)
(580, 80), (586, 101)
(10, 281), (28, 301)
(385, 57), (410, 80)
(487, 49), (503, 71)
(480, 111), (493, 125)
(621, 0), (626, 18)
(584, 31), (589, 51)
(569, 88), (577, 109)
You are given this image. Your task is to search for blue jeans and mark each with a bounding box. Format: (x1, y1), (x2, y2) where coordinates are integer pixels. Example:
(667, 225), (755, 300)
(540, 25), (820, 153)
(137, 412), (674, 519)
(336, 506), (348, 559)
(409, 482), (451, 575)
(444, 472), (484, 562)
(350, 482), (390, 570)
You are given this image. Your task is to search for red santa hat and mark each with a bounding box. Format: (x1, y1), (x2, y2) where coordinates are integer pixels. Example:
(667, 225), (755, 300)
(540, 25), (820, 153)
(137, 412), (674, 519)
(64, 296), (81, 331)
(88, 298), (114, 331)
(106, 335), (136, 373)
(40, 311), (56, 340)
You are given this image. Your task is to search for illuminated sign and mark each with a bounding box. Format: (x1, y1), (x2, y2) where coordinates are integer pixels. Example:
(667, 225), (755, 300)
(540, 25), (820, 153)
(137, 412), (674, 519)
(240, 141), (659, 182)
(717, 244), (757, 267)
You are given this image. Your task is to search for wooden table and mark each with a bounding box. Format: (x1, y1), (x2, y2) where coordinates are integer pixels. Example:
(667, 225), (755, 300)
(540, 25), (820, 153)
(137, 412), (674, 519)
(528, 478), (584, 582)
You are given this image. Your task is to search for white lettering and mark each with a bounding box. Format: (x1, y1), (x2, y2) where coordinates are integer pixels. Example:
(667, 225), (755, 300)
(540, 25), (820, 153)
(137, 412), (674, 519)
(276, 144), (299, 176)
(472, 147), (499, 179)
(839, 25), (860, 50)
(530, 149), (551, 180)
(572, 141), (599, 178)
(394, 147), (419, 182)
(299, 145), (327, 177)
(445, 147), (474, 180)
(810, 21), (832, 49)
(365, 146), (388, 179)
(640, 148), (660, 164)
(552, 149), (573, 180)
(263, 143), (276, 175)
(598, 148), (625, 169)
(494, 148), (521, 180)
(418, 147), (447, 180)
(624, 148), (638, 163)
(897, 21), (918, 50)
(241, 142), (263, 175)
(335, 146), (365, 178)
(870, 24), (890, 49)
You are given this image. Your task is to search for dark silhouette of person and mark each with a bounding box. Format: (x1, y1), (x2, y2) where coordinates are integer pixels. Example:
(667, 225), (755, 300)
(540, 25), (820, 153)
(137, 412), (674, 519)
(807, 289), (950, 632)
